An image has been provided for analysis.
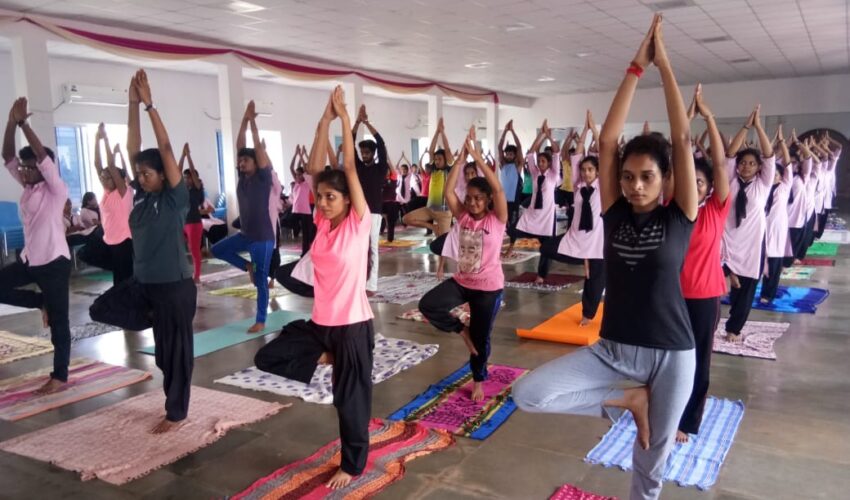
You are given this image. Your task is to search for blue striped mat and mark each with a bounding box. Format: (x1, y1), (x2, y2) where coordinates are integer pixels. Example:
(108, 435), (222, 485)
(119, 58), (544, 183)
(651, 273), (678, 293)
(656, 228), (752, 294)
(585, 397), (744, 491)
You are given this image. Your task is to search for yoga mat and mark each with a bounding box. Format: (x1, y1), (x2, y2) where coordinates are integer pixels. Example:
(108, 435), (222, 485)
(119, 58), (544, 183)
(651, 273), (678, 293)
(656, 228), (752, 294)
(379, 238), (420, 248)
(388, 363), (528, 440)
(799, 258), (834, 267)
(410, 245), (434, 255)
(506, 272), (583, 292)
(807, 242), (839, 256)
(215, 334), (438, 404)
(780, 266), (815, 281)
(713, 320), (789, 360)
(35, 321), (120, 344)
(0, 331), (53, 365)
(207, 284), (290, 300)
(398, 303), (472, 327)
(722, 285), (829, 314)
(0, 358), (151, 421)
(369, 271), (444, 305)
(585, 397), (744, 491)
(516, 302), (602, 346)
(0, 304), (31, 318)
(231, 419), (454, 500)
(500, 250), (538, 265)
(550, 484), (617, 500)
(138, 310), (310, 358)
(200, 267), (249, 284)
(819, 230), (850, 244)
(82, 271), (113, 282)
(510, 238), (541, 250)
(825, 214), (847, 231)
(0, 386), (288, 485)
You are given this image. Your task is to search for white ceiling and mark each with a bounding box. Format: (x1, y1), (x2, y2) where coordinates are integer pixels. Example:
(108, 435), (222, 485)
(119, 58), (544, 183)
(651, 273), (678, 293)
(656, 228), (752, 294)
(0, 0), (847, 98)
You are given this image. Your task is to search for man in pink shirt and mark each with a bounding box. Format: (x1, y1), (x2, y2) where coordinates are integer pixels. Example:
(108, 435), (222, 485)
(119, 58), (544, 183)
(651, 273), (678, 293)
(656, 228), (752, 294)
(0, 97), (72, 394)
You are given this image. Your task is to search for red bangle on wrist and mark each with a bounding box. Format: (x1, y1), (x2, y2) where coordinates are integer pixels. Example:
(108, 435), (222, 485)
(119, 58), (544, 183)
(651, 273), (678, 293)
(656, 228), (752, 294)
(626, 63), (644, 78)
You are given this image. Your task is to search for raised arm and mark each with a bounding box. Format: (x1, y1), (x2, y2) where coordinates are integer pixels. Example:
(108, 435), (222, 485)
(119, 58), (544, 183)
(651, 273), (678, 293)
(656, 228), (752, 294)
(100, 124), (127, 196)
(653, 19), (696, 219)
(752, 105), (774, 159)
(331, 87), (367, 219)
(497, 120), (510, 166)
(236, 103), (250, 153)
(726, 109), (754, 157)
(467, 127), (508, 223)
(694, 85), (729, 203)
(114, 144), (132, 181)
(245, 103), (271, 169)
(288, 146), (299, 179)
(183, 143), (201, 190)
(443, 136), (465, 219)
(2, 101), (18, 165)
(529, 120), (548, 154)
(775, 124), (791, 166)
(94, 123), (106, 179)
(134, 70), (181, 188)
(127, 76), (141, 170)
(428, 118), (443, 159)
(440, 127), (455, 166)
(599, 15), (661, 213)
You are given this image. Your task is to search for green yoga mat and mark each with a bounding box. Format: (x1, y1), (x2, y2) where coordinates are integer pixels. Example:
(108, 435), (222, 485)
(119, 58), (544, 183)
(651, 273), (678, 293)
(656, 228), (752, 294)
(82, 271), (114, 282)
(411, 246), (433, 255)
(808, 242), (839, 257)
(138, 310), (310, 358)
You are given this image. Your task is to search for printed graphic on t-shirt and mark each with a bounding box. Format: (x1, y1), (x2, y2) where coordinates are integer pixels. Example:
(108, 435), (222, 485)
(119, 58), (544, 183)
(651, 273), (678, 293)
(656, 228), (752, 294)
(611, 217), (664, 266)
(458, 226), (484, 274)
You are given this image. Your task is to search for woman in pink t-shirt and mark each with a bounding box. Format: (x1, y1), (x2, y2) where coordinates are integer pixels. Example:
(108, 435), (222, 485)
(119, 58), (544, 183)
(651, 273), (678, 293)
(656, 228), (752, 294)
(419, 126), (508, 403)
(254, 87), (373, 491)
(93, 123), (134, 285)
(290, 144), (315, 256)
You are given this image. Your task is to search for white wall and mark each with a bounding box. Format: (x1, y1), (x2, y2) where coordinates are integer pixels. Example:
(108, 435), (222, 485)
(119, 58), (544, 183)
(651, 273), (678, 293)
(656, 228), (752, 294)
(0, 52), (489, 204)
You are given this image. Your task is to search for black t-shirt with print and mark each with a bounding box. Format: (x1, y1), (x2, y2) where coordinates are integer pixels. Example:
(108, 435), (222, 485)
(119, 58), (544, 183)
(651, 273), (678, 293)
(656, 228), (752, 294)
(600, 197), (695, 350)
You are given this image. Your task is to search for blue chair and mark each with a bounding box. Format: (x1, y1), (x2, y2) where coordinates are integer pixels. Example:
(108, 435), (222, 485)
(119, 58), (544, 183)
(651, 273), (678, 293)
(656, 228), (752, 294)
(0, 201), (24, 264)
(213, 192), (226, 221)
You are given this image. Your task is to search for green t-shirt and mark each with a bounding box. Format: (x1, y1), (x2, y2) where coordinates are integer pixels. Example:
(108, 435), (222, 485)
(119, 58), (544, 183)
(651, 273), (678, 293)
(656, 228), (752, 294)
(427, 166), (449, 211)
(129, 179), (192, 284)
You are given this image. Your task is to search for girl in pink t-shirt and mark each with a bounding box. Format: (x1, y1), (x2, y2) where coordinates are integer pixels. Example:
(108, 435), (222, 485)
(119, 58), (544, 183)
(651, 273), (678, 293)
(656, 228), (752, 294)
(93, 124), (134, 285)
(254, 87), (373, 491)
(419, 126), (508, 403)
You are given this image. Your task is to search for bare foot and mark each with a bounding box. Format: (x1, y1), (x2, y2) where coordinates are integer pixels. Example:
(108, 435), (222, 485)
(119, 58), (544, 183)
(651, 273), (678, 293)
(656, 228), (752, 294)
(470, 382), (485, 402)
(759, 297), (770, 305)
(317, 351), (334, 365)
(194, 277), (201, 285)
(268, 278), (275, 289)
(725, 332), (743, 343)
(151, 418), (181, 434)
(608, 386), (650, 450)
(793, 258), (802, 265)
(365, 290), (376, 298)
(579, 317), (591, 327)
(326, 468), (353, 490)
(33, 378), (64, 395)
(676, 430), (690, 443)
(729, 273), (741, 289)
(247, 322), (265, 334)
(459, 327), (479, 356)
(246, 262), (255, 285)
(41, 308), (49, 328)
(534, 276), (545, 284)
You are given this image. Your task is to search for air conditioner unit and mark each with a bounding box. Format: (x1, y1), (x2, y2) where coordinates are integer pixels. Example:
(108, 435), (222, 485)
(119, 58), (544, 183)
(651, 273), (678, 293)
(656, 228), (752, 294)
(63, 83), (128, 107)
(245, 99), (274, 117)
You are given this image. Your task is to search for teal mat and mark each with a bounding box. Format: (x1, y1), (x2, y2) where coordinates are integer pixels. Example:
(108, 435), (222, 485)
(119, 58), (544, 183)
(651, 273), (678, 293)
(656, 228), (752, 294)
(138, 309), (310, 358)
(411, 246), (434, 255)
(82, 271), (114, 282)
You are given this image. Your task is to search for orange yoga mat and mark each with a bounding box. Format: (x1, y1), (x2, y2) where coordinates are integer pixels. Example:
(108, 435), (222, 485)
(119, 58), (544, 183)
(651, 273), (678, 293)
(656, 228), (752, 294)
(516, 302), (602, 346)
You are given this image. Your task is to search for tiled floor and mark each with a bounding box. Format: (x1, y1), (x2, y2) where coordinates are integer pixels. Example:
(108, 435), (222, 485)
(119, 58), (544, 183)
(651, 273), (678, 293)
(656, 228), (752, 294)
(1, 223), (849, 500)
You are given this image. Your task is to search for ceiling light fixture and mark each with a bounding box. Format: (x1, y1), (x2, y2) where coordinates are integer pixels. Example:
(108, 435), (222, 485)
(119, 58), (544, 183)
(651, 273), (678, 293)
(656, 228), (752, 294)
(228, 1), (266, 14)
(503, 22), (534, 32)
(464, 62), (491, 69)
(537, 76), (556, 82)
(575, 51), (594, 58)
(729, 57), (754, 64)
(696, 36), (732, 44)
(645, 0), (695, 12)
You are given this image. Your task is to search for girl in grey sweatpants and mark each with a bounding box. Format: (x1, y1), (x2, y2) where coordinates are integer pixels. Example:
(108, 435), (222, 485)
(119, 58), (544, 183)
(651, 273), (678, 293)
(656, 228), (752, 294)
(513, 340), (694, 500)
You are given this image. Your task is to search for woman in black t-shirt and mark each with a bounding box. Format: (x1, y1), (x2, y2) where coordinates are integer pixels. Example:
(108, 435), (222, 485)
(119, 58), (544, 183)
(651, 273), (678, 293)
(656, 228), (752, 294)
(513, 15), (698, 500)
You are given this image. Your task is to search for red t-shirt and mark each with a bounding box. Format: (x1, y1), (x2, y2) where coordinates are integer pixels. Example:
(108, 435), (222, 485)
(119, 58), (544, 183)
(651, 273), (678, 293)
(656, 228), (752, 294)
(680, 193), (731, 299)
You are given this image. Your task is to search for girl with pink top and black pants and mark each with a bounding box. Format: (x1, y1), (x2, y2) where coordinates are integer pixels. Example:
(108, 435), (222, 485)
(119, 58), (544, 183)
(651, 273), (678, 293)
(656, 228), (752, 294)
(721, 106), (775, 341)
(254, 87), (373, 491)
(418, 126), (508, 402)
(93, 123), (135, 285)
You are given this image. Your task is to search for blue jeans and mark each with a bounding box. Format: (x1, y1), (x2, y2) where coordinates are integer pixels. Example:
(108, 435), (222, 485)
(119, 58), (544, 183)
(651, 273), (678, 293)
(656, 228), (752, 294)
(212, 233), (274, 323)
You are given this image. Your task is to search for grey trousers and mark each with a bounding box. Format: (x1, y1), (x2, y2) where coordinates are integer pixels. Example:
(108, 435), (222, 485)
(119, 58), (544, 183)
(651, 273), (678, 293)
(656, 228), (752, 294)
(513, 339), (695, 500)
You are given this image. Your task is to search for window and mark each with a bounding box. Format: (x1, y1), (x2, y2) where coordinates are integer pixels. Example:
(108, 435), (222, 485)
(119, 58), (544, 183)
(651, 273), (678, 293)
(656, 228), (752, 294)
(54, 126), (85, 207)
